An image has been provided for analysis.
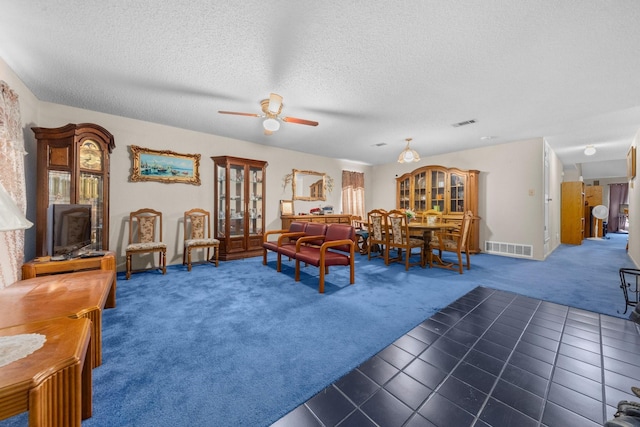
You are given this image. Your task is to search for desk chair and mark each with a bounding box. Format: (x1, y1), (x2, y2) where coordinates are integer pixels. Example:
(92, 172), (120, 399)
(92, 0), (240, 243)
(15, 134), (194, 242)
(183, 208), (219, 271)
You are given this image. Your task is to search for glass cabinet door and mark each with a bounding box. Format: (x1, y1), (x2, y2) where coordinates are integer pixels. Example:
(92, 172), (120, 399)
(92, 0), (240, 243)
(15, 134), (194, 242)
(228, 163), (245, 237)
(78, 139), (105, 250)
(216, 164), (226, 238)
(398, 176), (411, 210)
(413, 171), (427, 212)
(248, 166), (263, 235)
(429, 170), (446, 212)
(48, 170), (71, 205)
(449, 172), (467, 213)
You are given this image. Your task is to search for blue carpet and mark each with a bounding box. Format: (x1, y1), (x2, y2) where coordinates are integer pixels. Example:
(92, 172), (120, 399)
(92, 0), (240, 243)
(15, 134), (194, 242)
(1, 233), (632, 426)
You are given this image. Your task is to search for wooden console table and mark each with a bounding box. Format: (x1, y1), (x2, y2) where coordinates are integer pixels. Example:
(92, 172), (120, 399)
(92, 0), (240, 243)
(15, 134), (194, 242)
(0, 270), (116, 368)
(21, 251), (116, 280)
(0, 317), (92, 426)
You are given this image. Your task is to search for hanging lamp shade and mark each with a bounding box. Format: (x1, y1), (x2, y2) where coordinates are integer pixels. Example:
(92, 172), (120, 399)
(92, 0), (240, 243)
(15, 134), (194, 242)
(398, 138), (420, 163)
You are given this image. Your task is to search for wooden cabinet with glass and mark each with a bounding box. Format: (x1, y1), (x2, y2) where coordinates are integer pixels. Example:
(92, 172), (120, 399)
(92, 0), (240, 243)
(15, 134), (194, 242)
(212, 156), (267, 260)
(33, 123), (115, 257)
(396, 165), (480, 252)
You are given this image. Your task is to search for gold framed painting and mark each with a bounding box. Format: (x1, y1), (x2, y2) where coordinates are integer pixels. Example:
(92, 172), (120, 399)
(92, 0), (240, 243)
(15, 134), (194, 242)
(628, 146), (636, 180)
(280, 200), (294, 216)
(130, 145), (201, 185)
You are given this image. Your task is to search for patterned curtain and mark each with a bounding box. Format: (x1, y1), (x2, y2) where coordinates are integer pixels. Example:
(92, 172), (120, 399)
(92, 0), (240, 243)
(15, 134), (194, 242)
(0, 80), (27, 288)
(341, 170), (365, 220)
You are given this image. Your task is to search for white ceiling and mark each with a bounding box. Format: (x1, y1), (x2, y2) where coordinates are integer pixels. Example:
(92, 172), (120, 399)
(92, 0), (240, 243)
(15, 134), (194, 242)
(2, 1), (640, 178)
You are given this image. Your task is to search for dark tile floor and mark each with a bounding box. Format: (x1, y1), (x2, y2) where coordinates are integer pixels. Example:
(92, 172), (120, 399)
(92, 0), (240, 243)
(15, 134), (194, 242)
(272, 286), (640, 427)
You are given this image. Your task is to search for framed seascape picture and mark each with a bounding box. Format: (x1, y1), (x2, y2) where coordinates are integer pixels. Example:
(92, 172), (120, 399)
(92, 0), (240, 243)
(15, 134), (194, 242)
(627, 146), (636, 180)
(130, 145), (201, 185)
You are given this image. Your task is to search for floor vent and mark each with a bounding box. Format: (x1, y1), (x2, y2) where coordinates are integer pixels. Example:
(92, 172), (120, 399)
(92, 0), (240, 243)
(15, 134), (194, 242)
(484, 241), (533, 258)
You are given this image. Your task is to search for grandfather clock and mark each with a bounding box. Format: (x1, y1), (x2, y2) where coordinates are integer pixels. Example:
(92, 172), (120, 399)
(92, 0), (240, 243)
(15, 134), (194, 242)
(32, 123), (115, 257)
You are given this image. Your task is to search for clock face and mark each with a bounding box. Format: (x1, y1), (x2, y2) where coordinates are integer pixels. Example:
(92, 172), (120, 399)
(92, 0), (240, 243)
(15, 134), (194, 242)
(80, 140), (102, 171)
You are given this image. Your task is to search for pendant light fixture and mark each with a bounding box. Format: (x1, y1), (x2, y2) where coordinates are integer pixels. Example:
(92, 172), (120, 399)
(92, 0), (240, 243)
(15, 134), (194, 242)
(398, 138), (420, 163)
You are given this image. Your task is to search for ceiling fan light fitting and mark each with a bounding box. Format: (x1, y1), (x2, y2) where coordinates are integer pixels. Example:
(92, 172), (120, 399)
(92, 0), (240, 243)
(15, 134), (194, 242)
(263, 118), (280, 132)
(267, 93), (283, 114)
(397, 138), (420, 163)
(584, 145), (596, 156)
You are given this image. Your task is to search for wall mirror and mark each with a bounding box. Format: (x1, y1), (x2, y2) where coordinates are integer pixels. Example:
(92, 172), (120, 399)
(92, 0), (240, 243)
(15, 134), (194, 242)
(292, 169), (326, 201)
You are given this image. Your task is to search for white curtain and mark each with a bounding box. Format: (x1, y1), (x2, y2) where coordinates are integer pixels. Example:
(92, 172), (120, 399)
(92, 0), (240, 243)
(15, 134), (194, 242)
(0, 80), (27, 288)
(341, 170), (365, 220)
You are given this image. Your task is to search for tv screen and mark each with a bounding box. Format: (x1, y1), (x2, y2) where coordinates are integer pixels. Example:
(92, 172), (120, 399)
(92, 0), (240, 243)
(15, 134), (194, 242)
(47, 204), (92, 258)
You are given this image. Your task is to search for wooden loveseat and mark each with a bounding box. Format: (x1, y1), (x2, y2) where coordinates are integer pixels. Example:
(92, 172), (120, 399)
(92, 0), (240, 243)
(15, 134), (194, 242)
(263, 222), (357, 293)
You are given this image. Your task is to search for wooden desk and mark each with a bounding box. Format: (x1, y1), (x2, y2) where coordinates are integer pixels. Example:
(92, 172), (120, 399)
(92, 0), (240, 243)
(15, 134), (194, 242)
(21, 251), (116, 280)
(0, 270), (116, 368)
(0, 317), (92, 426)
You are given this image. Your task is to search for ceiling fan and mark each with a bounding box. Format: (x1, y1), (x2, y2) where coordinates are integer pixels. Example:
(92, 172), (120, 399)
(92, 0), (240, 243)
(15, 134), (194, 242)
(218, 93), (318, 135)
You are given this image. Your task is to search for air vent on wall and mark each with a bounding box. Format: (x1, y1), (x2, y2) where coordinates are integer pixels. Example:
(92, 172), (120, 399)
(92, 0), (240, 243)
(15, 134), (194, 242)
(452, 119), (477, 128)
(484, 241), (533, 258)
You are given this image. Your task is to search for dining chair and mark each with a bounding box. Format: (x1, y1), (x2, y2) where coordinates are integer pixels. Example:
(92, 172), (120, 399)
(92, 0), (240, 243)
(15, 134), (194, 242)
(125, 208), (166, 279)
(386, 209), (425, 270)
(351, 215), (369, 255)
(367, 209), (388, 263)
(422, 209), (443, 226)
(428, 210), (473, 274)
(183, 208), (220, 271)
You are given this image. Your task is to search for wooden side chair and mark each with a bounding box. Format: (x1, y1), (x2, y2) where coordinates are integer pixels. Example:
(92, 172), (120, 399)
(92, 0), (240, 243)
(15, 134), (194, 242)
(422, 209), (443, 226)
(428, 211), (474, 274)
(351, 215), (369, 255)
(367, 209), (388, 263)
(125, 208), (166, 279)
(183, 208), (219, 271)
(387, 209), (425, 270)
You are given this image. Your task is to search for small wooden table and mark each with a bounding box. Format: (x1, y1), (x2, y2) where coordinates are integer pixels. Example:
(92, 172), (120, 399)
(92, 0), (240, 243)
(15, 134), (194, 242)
(0, 317), (92, 426)
(0, 270), (116, 368)
(21, 251), (116, 280)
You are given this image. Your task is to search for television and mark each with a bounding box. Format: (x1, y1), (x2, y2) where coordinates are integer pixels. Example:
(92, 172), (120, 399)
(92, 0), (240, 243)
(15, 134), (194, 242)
(47, 203), (93, 259)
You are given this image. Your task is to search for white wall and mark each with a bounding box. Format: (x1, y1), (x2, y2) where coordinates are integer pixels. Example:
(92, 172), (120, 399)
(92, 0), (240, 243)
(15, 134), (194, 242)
(28, 101), (371, 270)
(368, 138), (561, 260)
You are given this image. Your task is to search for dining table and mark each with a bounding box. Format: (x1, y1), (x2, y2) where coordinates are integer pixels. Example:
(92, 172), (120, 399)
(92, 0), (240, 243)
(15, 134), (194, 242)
(355, 219), (458, 265)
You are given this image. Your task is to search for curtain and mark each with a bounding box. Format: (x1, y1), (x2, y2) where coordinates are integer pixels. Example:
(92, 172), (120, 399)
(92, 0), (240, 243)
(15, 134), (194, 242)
(0, 80), (26, 288)
(341, 170), (365, 220)
(609, 183), (629, 232)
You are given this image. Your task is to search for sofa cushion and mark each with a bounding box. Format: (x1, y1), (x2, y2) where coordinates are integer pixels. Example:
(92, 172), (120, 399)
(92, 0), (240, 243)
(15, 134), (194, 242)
(295, 246), (350, 267)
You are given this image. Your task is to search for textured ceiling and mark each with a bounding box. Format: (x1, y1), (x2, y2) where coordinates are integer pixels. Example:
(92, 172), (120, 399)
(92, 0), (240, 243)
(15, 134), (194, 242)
(2, 1), (640, 177)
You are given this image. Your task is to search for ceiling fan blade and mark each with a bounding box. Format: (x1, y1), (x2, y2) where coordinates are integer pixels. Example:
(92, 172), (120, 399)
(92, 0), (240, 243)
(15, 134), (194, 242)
(218, 111), (261, 117)
(282, 116), (319, 126)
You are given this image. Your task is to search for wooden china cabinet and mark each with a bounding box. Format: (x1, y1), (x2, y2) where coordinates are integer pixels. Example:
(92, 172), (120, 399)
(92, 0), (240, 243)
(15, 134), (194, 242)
(396, 165), (480, 253)
(212, 156), (267, 260)
(33, 123), (115, 257)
